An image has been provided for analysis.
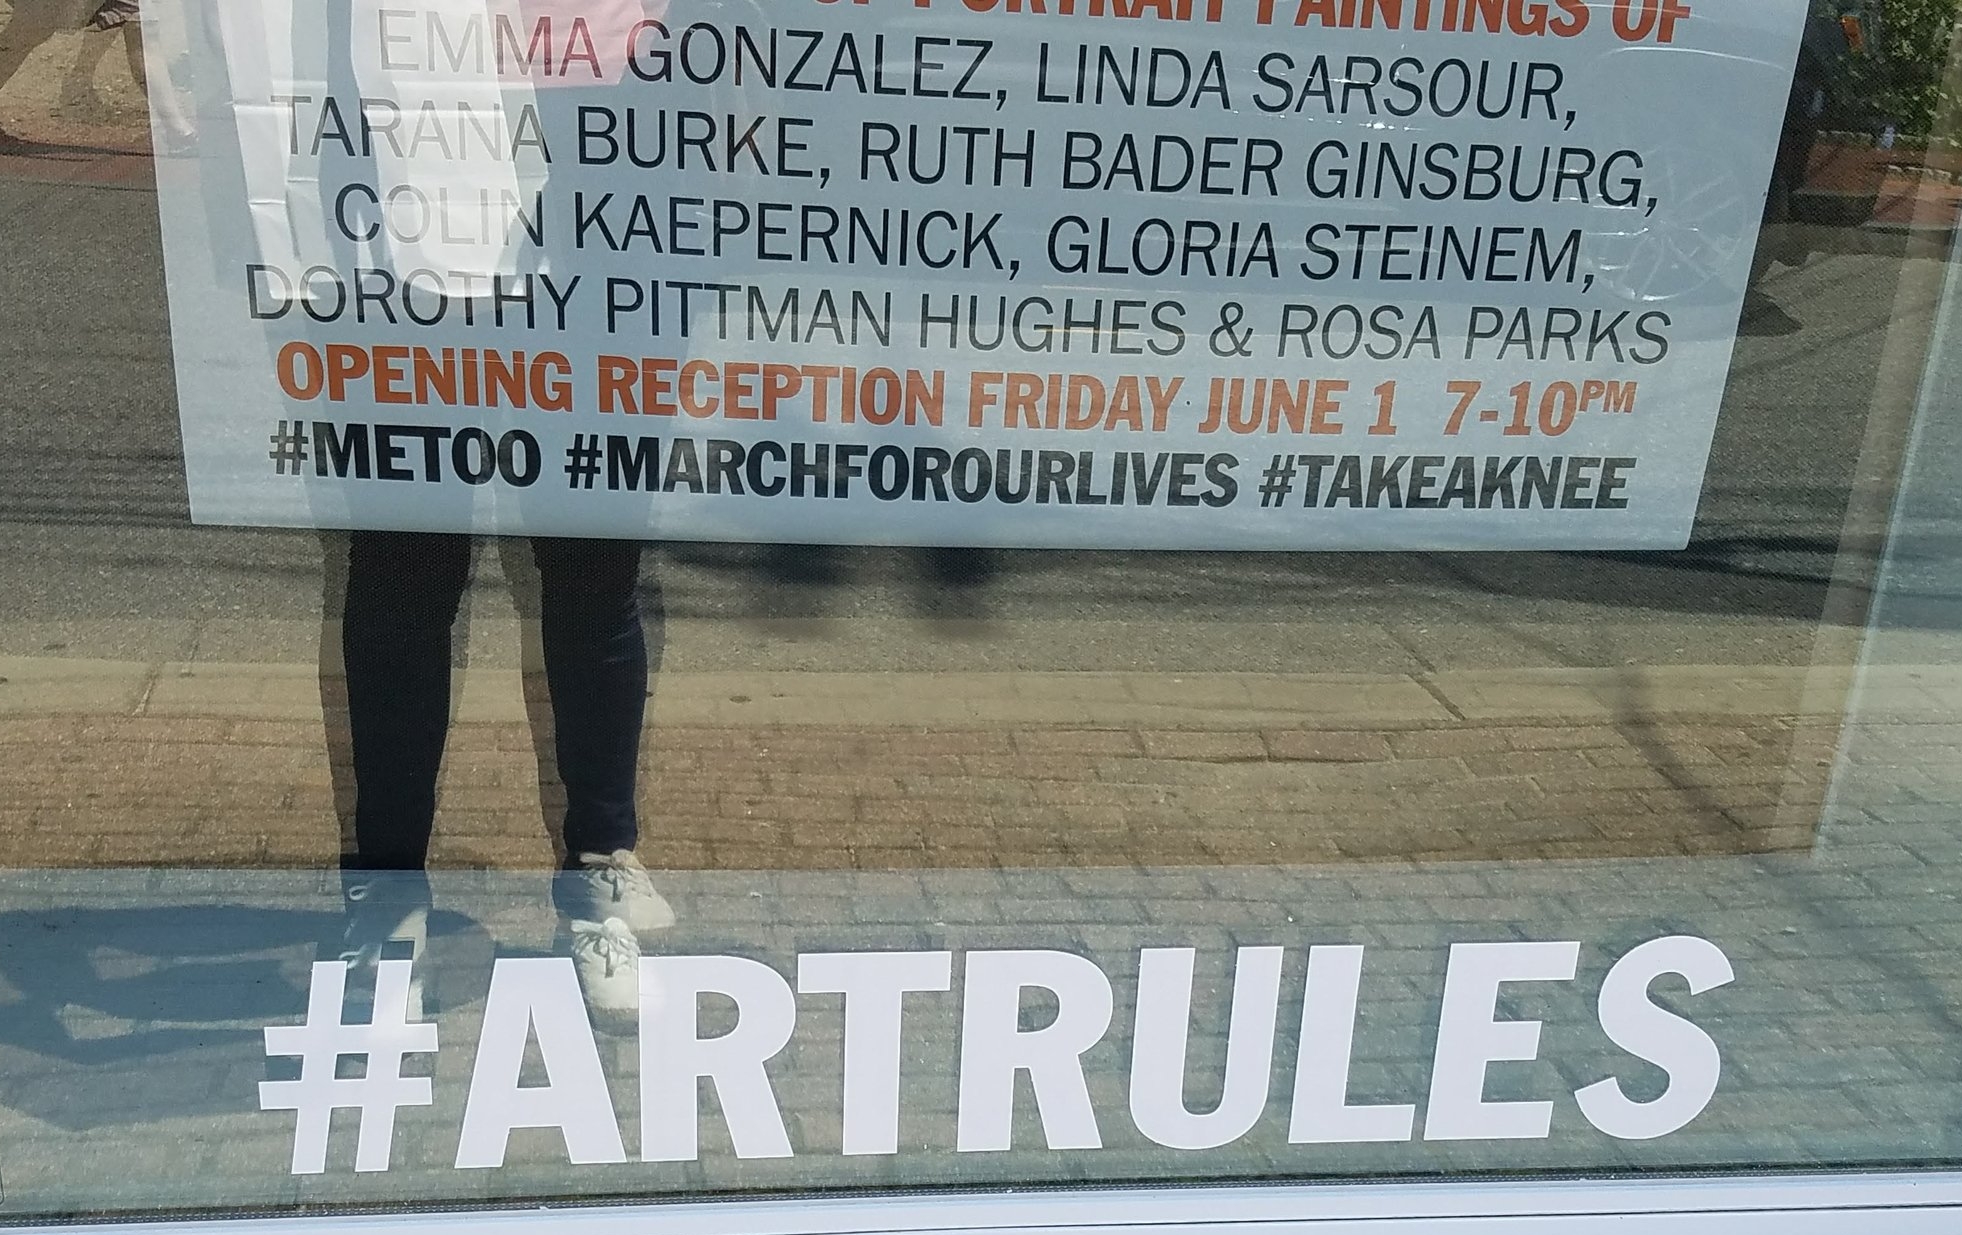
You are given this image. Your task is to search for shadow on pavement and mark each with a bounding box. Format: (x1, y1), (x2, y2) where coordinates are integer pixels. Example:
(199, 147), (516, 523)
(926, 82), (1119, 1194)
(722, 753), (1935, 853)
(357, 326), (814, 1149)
(0, 903), (487, 1130)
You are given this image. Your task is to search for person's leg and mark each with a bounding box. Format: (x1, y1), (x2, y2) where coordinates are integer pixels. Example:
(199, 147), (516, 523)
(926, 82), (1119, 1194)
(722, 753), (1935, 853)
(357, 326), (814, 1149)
(341, 530), (472, 875)
(336, 531), (471, 1017)
(58, 15), (113, 112)
(0, 3), (64, 110)
(115, 20), (187, 139)
(532, 537), (664, 1021)
(530, 536), (648, 859)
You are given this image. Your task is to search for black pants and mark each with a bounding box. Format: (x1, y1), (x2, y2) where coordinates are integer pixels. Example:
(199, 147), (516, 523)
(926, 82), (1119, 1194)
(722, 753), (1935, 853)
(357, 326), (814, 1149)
(340, 531), (648, 872)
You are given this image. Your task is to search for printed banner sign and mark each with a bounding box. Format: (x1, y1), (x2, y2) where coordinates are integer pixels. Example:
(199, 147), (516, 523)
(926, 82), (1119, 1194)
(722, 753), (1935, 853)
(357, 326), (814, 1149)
(146, 0), (1806, 548)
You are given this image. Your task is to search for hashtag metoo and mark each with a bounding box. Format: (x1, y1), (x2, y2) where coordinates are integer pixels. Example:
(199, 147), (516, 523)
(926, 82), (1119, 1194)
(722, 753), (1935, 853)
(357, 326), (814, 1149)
(435, 936), (1734, 1167)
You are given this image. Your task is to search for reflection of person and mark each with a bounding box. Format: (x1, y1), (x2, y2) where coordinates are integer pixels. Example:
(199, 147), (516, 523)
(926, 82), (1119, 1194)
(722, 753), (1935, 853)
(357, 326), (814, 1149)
(334, 0), (671, 1025)
(340, 531), (668, 1021)
(0, 0), (194, 149)
(84, 0), (137, 30)
(0, 0), (68, 145)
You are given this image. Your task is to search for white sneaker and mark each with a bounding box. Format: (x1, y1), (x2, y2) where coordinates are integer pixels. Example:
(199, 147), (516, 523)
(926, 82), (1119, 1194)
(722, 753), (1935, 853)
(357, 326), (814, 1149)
(569, 917), (641, 1033)
(337, 878), (429, 1032)
(559, 849), (676, 937)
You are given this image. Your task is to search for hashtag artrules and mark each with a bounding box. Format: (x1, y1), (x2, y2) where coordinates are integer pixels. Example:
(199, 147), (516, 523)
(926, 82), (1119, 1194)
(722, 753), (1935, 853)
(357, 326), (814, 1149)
(261, 938), (1732, 1172)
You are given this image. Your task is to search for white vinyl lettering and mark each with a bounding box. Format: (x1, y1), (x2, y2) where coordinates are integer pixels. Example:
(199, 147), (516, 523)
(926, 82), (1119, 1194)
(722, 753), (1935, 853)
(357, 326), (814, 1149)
(1424, 941), (1580, 1141)
(454, 958), (624, 1168)
(640, 955), (796, 1161)
(956, 950), (1113, 1152)
(1289, 944), (1416, 1144)
(1129, 946), (1284, 1150)
(797, 950), (954, 1156)
(1576, 935), (1736, 1139)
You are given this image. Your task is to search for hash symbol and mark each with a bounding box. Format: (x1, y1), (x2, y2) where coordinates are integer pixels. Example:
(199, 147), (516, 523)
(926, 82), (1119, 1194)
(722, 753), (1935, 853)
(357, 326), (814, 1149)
(565, 434), (603, 490)
(1258, 454), (1300, 508)
(259, 960), (439, 1174)
(268, 421), (310, 476)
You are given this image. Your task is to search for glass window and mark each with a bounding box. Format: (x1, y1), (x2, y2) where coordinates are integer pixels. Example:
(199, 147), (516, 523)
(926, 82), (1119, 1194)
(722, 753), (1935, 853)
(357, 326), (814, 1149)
(1, 0), (1960, 1220)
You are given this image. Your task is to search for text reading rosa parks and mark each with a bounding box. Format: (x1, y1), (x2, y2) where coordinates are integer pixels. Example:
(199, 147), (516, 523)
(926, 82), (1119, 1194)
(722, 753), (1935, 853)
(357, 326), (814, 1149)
(261, 936), (1733, 1173)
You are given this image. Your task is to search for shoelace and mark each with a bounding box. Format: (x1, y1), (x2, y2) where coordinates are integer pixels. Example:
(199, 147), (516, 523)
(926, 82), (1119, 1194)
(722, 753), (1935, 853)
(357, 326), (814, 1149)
(571, 918), (638, 978)
(593, 854), (654, 906)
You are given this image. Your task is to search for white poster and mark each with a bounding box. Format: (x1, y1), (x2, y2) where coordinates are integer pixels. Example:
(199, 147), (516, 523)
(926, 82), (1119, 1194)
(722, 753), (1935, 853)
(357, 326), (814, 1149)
(145, 0), (1806, 549)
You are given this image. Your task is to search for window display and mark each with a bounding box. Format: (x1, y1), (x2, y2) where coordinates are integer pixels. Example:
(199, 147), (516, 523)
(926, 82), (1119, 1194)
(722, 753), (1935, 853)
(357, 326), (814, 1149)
(0, 0), (1959, 1226)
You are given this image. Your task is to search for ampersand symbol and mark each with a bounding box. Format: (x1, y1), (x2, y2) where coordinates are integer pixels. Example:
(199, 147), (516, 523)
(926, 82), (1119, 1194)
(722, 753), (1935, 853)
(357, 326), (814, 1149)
(1210, 302), (1254, 357)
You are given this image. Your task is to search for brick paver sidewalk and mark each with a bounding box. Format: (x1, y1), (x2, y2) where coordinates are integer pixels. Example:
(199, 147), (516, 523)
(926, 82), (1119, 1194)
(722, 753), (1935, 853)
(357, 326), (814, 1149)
(0, 667), (1847, 870)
